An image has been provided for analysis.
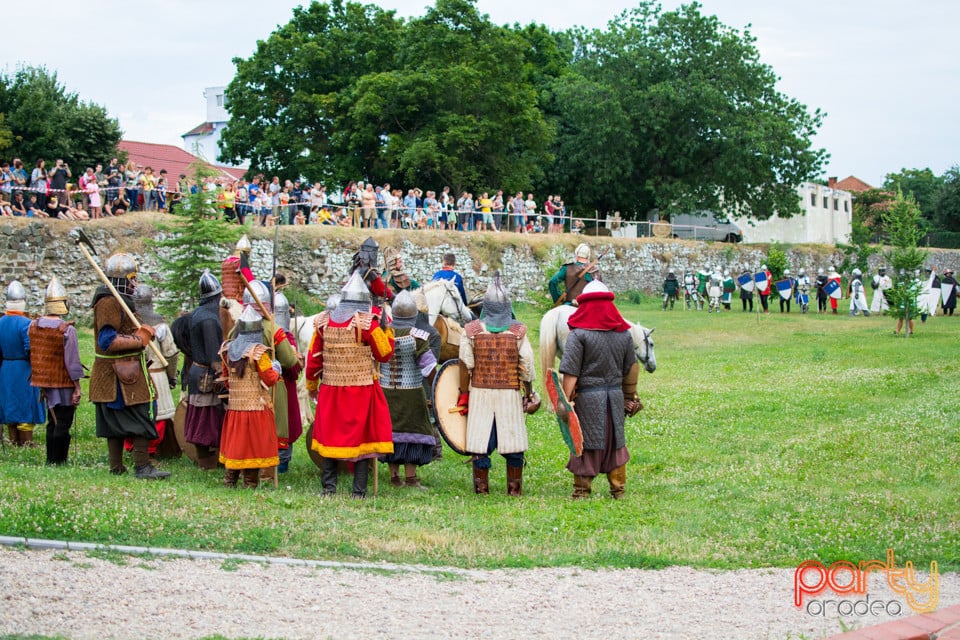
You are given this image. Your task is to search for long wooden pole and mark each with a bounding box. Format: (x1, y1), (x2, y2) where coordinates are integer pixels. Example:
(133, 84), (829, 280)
(76, 242), (168, 368)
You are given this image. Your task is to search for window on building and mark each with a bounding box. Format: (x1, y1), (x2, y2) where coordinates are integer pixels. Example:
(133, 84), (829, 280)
(823, 196), (829, 208)
(833, 198), (839, 210)
(810, 193), (816, 206)
(216, 94), (224, 107)
(844, 200), (849, 213)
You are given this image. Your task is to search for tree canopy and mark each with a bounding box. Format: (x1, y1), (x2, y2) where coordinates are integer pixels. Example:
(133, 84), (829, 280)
(0, 66), (121, 169)
(221, 0), (828, 219)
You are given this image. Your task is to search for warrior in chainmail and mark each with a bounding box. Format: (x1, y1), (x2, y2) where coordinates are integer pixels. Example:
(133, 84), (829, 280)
(184, 269), (226, 471)
(1, 280), (45, 448)
(351, 236), (394, 308)
(457, 273), (537, 496)
(382, 246), (421, 296)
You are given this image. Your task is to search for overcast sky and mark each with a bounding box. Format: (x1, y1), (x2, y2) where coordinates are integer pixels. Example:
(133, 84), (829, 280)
(2, 0), (957, 187)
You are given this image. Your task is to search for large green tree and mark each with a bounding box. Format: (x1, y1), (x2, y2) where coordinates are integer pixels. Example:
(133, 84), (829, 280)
(930, 166), (960, 232)
(220, 0), (402, 184)
(0, 66), (121, 169)
(882, 167), (942, 221)
(544, 2), (826, 218)
(346, 0), (553, 194)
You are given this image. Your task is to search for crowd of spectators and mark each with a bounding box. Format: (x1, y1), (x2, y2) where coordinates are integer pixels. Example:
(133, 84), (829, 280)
(1, 157), (571, 233)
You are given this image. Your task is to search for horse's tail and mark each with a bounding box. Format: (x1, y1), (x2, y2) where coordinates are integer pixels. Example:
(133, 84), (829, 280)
(539, 307), (559, 387)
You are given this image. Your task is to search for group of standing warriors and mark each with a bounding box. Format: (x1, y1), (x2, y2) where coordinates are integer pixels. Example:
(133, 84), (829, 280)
(661, 269), (738, 312)
(1, 237), (641, 499)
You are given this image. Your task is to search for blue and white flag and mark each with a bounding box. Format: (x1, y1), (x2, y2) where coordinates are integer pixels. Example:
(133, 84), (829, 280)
(824, 279), (842, 299)
(775, 279), (794, 300)
(737, 273), (755, 293)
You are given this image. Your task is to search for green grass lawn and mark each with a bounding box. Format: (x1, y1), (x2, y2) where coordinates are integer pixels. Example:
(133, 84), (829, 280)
(1, 301), (958, 572)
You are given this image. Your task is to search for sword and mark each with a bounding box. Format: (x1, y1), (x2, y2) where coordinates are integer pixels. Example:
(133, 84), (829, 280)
(70, 227), (168, 368)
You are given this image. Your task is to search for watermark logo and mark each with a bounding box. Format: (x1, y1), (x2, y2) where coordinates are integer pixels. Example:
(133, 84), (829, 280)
(794, 549), (938, 616)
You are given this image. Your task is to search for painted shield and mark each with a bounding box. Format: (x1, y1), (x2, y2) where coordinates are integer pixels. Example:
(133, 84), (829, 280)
(545, 368), (584, 457)
(737, 273), (755, 293)
(754, 272), (768, 292)
(775, 279), (793, 300)
(173, 396), (202, 463)
(431, 358), (469, 456)
(825, 279), (842, 299)
(942, 285), (954, 305)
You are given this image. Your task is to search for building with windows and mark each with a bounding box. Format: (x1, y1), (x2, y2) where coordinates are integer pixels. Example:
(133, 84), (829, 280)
(735, 179), (853, 244)
(181, 86), (235, 165)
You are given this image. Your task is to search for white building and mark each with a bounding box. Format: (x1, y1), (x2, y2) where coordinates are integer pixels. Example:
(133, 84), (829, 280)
(736, 181), (852, 244)
(182, 86), (241, 166)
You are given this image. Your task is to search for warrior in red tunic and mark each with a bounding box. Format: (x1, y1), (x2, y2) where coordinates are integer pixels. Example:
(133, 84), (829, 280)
(306, 270), (395, 498)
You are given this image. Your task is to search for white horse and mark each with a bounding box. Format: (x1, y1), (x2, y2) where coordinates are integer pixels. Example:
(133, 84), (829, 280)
(423, 278), (474, 325)
(539, 305), (656, 383)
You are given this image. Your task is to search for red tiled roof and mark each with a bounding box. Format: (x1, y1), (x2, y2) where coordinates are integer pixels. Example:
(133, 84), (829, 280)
(182, 122), (215, 137)
(835, 175), (875, 192)
(118, 140), (245, 183)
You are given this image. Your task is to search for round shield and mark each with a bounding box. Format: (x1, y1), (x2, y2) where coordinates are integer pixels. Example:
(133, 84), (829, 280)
(433, 315), (464, 363)
(305, 422), (324, 470)
(172, 396), (202, 463)
(431, 358), (469, 456)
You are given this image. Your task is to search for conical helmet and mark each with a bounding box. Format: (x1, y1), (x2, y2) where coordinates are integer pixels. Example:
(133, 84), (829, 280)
(44, 276), (69, 316)
(391, 290), (418, 329)
(354, 236), (379, 269)
(242, 280), (272, 312)
(480, 272), (512, 331)
(341, 270), (371, 304)
(383, 246), (401, 272)
(6, 280), (27, 312)
(574, 243), (591, 261)
(273, 291), (291, 332)
(199, 269), (223, 302)
(235, 234), (252, 254)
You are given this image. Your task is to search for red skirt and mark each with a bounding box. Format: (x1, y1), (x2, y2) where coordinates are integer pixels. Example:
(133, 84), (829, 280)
(311, 384), (394, 461)
(219, 409), (279, 470)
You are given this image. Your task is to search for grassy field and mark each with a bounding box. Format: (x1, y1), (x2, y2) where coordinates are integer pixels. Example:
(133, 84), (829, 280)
(1, 300), (958, 572)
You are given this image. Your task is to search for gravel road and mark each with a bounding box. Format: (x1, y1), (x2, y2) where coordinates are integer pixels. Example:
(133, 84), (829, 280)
(0, 547), (953, 639)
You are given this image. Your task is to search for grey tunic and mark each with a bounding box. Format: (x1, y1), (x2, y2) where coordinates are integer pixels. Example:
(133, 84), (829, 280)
(559, 328), (636, 450)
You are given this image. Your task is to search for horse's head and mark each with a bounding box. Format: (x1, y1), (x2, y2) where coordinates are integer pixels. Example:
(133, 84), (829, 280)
(630, 325), (656, 373)
(424, 279), (474, 324)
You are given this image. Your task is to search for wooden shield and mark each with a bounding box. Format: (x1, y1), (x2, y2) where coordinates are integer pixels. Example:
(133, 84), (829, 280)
(433, 315), (464, 362)
(545, 368), (584, 457)
(431, 358), (469, 455)
(305, 422), (356, 473)
(172, 396), (215, 464)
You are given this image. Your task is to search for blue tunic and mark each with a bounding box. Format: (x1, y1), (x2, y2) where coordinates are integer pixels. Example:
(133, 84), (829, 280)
(0, 312), (46, 425)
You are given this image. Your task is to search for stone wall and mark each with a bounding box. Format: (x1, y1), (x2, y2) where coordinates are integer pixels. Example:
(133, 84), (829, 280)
(2, 216), (959, 320)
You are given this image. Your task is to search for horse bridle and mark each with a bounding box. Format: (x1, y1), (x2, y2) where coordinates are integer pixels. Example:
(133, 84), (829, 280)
(440, 282), (471, 324)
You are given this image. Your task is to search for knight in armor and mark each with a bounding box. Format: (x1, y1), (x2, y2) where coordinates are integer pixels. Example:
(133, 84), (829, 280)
(561, 281), (640, 499)
(848, 268), (870, 317)
(661, 271), (678, 310)
(815, 268), (829, 314)
(696, 267), (710, 311)
(352, 236), (394, 308)
(683, 271), (698, 310)
(739, 269), (754, 312)
(218, 291), (283, 489)
(457, 274), (537, 496)
(758, 264), (772, 313)
(827, 265), (842, 314)
(870, 266), (893, 314)
(794, 268), (811, 314)
(306, 271), (395, 498)
(919, 266), (940, 322)
(126, 284), (179, 460)
(271, 286), (303, 475)
(548, 243), (602, 305)
(942, 268), (958, 316)
(89, 253), (170, 479)
(382, 246), (421, 297)
(1, 280), (45, 447)
(412, 288), (444, 460)
(27, 277), (82, 463)
(779, 269), (794, 313)
(707, 267), (722, 313)
(379, 290), (438, 488)
(184, 269), (226, 471)
(721, 269), (735, 310)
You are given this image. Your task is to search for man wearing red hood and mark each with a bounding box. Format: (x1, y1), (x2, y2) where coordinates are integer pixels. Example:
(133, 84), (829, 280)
(560, 281), (641, 499)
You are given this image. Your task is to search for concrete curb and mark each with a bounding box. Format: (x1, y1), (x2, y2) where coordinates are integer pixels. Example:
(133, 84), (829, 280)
(0, 535), (482, 577)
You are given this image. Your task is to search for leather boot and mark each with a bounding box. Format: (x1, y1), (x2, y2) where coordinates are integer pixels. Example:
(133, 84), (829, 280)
(607, 465), (626, 500)
(18, 426), (36, 448)
(472, 467), (489, 495)
(260, 466), (277, 485)
(196, 445), (219, 471)
(223, 468), (241, 488)
(352, 459), (369, 498)
(404, 464), (425, 490)
(108, 437), (127, 475)
(242, 469), (260, 489)
(389, 463), (403, 487)
(6, 424), (19, 446)
(506, 465), (523, 497)
(320, 457), (338, 496)
(572, 475), (593, 499)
